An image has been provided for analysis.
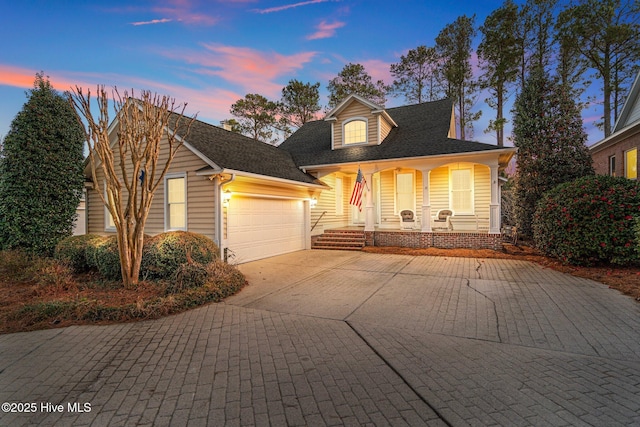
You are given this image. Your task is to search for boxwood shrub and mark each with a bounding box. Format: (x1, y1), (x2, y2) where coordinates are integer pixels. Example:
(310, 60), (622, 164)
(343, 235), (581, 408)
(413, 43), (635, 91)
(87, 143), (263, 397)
(54, 234), (105, 272)
(141, 231), (219, 280)
(533, 175), (640, 265)
(93, 236), (122, 280)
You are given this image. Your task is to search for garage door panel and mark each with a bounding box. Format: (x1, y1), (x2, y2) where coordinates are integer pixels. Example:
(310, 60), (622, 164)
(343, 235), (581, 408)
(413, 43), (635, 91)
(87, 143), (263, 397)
(228, 197), (305, 263)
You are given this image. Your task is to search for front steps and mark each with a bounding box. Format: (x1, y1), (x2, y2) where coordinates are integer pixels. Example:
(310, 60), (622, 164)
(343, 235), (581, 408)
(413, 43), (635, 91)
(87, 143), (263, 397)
(312, 229), (365, 251)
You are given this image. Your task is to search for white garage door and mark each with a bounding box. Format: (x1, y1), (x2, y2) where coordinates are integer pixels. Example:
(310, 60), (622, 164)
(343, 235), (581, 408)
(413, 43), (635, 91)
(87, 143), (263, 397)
(227, 196), (306, 263)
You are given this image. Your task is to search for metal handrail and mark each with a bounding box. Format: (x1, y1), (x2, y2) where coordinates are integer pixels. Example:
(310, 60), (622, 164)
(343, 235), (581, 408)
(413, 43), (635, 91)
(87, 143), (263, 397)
(311, 211), (327, 232)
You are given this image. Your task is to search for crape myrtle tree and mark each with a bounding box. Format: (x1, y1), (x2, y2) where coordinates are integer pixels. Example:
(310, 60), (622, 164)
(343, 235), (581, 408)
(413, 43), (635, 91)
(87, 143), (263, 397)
(327, 63), (389, 108)
(0, 73), (85, 256)
(512, 68), (594, 238)
(70, 86), (195, 287)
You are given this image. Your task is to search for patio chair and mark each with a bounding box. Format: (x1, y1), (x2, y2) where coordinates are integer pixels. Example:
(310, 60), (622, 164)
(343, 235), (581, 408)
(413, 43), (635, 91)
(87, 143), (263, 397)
(433, 209), (453, 231)
(399, 209), (416, 229)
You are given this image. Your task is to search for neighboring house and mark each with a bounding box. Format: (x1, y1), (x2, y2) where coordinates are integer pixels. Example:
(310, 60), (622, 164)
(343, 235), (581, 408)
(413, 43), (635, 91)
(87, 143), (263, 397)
(85, 95), (515, 263)
(590, 71), (640, 179)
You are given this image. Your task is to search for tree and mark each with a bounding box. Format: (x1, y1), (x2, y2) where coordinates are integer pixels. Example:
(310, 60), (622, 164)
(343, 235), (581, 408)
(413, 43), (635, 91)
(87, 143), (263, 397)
(230, 93), (282, 143)
(436, 15), (481, 140)
(512, 69), (594, 237)
(478, 0), (523, 147)
(0, 73), (85, 256)
(327, 63), (388, 108)
(279, 80), (321, 128)
(556, 0), (640, 137)
(390, 45), (443, 104)
(70, 87), (195, 286)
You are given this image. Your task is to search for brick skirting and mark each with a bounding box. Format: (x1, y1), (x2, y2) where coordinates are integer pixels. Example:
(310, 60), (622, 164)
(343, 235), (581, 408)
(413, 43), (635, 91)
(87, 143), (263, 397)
(364, 230), (502, 251)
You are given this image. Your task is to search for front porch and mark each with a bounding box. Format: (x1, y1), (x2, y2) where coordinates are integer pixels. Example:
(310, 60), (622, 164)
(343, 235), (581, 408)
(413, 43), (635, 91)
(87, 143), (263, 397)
(312, 227), (503, 251)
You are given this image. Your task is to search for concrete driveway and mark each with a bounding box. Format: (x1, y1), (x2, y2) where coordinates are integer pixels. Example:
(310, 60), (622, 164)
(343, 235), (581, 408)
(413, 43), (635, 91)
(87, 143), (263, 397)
(1, 250), (639, 426)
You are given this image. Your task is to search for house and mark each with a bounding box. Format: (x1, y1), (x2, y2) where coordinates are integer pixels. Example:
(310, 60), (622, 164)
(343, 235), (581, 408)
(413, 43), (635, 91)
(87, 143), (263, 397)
(590, 71), (640, 179)
(85, 95), (515, 263)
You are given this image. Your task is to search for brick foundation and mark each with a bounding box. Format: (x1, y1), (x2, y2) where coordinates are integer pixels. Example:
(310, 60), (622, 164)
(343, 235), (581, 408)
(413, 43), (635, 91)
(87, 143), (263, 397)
(365, 230), (502, 251)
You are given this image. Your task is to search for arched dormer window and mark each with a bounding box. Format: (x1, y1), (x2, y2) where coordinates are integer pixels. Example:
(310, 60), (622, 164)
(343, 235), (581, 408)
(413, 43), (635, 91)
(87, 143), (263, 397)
(343, 118), (367, 145)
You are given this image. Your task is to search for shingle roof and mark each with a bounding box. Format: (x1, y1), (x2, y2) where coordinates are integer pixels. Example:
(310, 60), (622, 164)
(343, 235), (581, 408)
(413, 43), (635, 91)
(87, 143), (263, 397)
(279, 99), (505, 167)
(169, 115), (322, 185)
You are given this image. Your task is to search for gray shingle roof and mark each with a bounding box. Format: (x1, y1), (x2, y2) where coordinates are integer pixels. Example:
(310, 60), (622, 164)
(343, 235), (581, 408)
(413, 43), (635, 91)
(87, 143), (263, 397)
(169, 115), (322, 185)
(279, 99), (504, 167)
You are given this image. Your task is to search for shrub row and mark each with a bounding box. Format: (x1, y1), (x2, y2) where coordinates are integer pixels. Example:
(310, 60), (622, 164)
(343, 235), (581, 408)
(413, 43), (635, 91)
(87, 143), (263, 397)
(533, 175), (640, 265)
(54, 231), (220, 281)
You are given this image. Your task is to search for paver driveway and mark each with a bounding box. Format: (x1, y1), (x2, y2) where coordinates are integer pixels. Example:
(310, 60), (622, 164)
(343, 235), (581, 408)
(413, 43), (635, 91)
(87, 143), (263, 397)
(1, 250), (639, 426)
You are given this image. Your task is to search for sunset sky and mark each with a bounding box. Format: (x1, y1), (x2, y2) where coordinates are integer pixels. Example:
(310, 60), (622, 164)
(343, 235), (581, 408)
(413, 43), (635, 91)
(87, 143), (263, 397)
(0, 0), (607, 146)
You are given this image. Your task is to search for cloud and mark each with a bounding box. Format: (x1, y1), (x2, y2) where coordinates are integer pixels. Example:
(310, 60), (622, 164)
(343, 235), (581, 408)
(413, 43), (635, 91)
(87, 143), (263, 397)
(359, 59), (392, 85)
(160, 44), (318, 97)
(131, 18), (173, 26)
(306, 20), (345, 40)
(252, 0), (337, 14)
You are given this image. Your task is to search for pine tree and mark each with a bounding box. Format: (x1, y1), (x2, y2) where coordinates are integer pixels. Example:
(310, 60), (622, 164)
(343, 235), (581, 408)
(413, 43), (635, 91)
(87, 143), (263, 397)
(0, 73), (85, 255)
(327, 63), (388, 108)
(512, 68), (594, 237)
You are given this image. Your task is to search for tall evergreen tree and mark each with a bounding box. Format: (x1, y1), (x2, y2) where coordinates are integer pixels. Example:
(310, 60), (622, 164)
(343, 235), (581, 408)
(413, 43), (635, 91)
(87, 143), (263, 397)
(280, 79), (321, 128)
(390, 45), (443, 104)
(512, 69), (594, 237)
(478, 0), (523, 146)
(436, 14), (480, 140)
(0, 73), (85, 256)
(327, 63), (388, 108)
(556, 0), (640, 137)
(230, 93), (282, 143)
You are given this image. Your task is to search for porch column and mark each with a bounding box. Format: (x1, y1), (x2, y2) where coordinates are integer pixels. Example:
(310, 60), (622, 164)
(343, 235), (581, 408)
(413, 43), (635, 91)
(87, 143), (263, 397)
(421, 168), (432, 232)
(364, 172), (375, 232)
(489, 165), (500, 234)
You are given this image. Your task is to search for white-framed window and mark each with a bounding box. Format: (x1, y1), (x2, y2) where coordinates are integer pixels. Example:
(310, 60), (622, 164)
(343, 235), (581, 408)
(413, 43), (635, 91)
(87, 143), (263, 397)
(104, 182), (116, 231)
(165, 173), (187, 230)
(335, 177), (343, 216)
(609, 155), (616, 176)
(395, 172), (415, 214)
(343, 118), (367, 145)
(625, 148), (637, 179)
(450, 168), (473, 214)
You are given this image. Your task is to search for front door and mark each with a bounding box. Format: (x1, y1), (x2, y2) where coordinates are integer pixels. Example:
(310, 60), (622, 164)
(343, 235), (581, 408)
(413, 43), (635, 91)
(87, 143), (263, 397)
(352, 173), (379, 225)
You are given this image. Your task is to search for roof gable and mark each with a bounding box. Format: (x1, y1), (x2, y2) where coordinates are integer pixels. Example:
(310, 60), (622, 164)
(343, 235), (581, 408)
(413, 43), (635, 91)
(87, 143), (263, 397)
(614, 70), (640, 133)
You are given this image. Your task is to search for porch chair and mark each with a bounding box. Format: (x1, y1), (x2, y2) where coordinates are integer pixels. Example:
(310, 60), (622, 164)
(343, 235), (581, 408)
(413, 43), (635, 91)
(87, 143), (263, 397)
(399, 209), (416, 229)
(433, 209), (453, 231)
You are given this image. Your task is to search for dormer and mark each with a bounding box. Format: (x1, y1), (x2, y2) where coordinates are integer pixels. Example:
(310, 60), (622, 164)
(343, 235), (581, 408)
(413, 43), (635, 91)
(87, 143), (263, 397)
(325, 94), (398, 150)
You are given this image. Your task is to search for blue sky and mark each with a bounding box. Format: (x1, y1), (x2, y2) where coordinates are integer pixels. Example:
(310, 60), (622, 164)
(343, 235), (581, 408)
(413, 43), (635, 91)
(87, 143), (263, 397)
(0, 0), (607, 146)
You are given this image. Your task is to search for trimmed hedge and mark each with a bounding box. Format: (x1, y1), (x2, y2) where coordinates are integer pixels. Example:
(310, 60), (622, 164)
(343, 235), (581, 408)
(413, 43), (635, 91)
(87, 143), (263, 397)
(533, 175), (640, 265)
(54, 234), (105, 273)
(141, 231), (219, 280)
(93, 236), (122, 280)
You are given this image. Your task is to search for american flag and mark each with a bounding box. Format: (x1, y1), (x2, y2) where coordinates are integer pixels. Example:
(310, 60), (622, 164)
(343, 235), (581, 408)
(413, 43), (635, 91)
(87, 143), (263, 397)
(349, 168), (367, 211)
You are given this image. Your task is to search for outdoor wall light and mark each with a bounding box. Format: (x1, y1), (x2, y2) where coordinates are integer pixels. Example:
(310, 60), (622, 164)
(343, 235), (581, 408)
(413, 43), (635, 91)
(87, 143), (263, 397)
(223, 189), (232, 206)
(310, 197), (318, 208)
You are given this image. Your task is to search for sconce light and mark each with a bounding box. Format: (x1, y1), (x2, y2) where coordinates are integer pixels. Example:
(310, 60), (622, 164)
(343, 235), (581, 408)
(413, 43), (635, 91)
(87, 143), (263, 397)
(310, 197), (318, 208)
(223, 189), (232, 207)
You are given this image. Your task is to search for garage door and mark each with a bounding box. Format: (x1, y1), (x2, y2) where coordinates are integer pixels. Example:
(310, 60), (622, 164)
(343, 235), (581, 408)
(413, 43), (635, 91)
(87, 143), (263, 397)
(227, 196), (306, 263)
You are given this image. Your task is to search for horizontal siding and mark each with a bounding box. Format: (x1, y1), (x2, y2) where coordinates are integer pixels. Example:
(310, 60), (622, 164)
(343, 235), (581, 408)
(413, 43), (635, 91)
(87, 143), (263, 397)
(334, 101), (375, 149)
(429, 167), (449, 214)
(474, 164), (491, 224)
(312, 174), (350, 232)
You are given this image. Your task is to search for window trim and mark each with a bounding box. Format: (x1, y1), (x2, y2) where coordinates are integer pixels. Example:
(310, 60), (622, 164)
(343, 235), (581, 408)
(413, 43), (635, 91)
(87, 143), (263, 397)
(449, 166), (474, 215)
(335, 176), (343, 216)
(608, 155), (616, 177)
(394, 171), (416, 215)
(104, 181), (116, 232)
(625, 147), (637, 180)
(164, 172), (188, 231)
(342, 117), (368, 146)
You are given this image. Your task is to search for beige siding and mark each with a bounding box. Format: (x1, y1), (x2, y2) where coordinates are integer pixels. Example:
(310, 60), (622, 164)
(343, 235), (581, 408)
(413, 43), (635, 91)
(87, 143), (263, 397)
(473, 164), (491, 223)
(87, 138), (216, 240)
(333, 101), (377, 149)
(379, 170), (396, 226)
(429, 167), (450, 214)
(311, 174), (350, 232)
(379, 116), (393, 142)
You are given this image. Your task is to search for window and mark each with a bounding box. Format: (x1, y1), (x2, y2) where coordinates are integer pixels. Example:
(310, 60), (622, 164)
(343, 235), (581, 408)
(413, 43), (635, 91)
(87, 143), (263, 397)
(625, 148), (637, 179)
(396, 172), (414, 213)
(166, 174), (186, 230)
(335, 177), (343, 216)
(344, 119), (367, 145)
(609, 155), (616, 176)
(104, 183), (116, 231)
(451, 168), (473, 214)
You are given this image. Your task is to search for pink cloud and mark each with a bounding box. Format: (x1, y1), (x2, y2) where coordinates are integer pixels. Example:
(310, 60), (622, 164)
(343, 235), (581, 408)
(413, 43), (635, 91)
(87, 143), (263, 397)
(253, 0), (337, 14)
(161, 44), (318, 97)
(306, 20), (345, 40)
(131, 18), (173, 26)
(359, 59), (392, 85)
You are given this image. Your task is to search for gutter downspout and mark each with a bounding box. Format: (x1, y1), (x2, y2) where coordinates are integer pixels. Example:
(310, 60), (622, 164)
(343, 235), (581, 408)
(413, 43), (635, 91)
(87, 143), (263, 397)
(214, 173), (235, 261)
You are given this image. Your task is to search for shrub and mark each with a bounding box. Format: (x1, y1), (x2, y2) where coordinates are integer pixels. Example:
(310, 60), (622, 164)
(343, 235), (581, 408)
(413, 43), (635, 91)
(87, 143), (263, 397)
(0, 249), (32, 280)
(84, 236), (108, 270)
(93, 236), (122, 280)
(27, 257), (74, 290)
(54, 234), (105, 273)
(533, 175), (640, 265)
(141, 231), (219, 279)
(166, 262), (209, 294)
